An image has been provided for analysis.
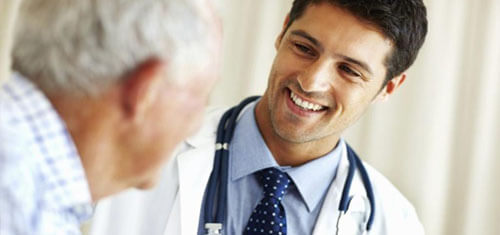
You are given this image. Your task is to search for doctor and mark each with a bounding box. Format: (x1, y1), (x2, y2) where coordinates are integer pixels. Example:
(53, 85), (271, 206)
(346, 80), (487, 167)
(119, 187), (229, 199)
(90, 0), (428, 234)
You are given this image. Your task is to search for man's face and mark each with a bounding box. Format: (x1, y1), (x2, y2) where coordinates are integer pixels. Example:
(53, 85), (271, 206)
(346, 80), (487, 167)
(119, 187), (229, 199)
(121, 1), (222, 189)
(260, 3), (393, 146)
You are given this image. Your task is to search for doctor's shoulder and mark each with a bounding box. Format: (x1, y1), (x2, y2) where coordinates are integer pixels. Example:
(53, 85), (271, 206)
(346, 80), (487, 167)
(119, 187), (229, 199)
(361, 162), (425, 234)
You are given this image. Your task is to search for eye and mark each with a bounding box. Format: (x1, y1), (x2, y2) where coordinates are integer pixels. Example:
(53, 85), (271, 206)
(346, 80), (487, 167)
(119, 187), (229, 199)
(339, 64), (361, 78)
(292, 42), (316, 57)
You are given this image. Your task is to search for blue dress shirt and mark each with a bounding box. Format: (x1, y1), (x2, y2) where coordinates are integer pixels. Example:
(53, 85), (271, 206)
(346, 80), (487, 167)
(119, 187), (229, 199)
(198, 101), (343, 234)
(0, 74), (93, 235)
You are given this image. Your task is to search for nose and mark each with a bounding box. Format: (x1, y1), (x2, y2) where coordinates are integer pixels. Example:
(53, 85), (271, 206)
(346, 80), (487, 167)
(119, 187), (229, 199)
(297, 58), (332, 93)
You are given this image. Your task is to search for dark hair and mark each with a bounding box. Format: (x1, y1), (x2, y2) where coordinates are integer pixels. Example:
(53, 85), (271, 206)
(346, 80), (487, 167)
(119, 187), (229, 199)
(286, 0), (428, 85)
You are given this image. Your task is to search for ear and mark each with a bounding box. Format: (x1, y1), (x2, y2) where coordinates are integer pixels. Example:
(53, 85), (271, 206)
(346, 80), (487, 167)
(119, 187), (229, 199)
(121, 58), (167, 122)
(275, 14), (291, 50)
(374, 73), (406, 103)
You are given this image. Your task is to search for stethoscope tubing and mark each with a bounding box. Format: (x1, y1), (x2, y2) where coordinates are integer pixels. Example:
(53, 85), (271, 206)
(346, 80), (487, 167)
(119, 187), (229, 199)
(352, 148), (376, 230)
(205, 96), (260, 224)
(204, 106), (233, 223)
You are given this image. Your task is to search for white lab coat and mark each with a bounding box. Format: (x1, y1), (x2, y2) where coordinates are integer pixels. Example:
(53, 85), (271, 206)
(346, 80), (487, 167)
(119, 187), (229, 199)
(89, 107), (424, 235)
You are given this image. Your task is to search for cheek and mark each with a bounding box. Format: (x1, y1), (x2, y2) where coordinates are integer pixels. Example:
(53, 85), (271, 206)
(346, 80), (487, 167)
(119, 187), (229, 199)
(273, 52), (298, 75)
(159, 85), (208, 134)
(140, 101), (203, 172)
(268, 59), (296, 91)
(346, 97), (378, 128)
(331, 85), (373, 118)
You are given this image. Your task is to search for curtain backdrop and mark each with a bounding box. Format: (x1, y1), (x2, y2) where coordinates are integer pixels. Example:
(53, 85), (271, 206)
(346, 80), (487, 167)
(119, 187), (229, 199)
(212, 1), (500, 235)
(0, 0), (22, 85)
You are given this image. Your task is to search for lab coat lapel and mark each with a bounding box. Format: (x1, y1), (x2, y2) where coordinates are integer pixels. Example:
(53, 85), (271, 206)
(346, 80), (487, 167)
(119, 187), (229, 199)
(312, 142), (348, 235)
(177, 109), (220, 235)
(177, 144), (214, 235)
(312, 142), (369, 235)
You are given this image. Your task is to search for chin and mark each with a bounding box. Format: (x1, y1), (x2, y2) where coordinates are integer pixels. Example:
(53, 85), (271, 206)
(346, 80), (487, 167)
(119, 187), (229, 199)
(274, 125), (311, 144)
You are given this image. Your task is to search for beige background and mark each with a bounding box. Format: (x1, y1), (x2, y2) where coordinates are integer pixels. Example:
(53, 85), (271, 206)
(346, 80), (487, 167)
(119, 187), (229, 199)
(0, 0), (21, 86)
(2, 0), (499, 234)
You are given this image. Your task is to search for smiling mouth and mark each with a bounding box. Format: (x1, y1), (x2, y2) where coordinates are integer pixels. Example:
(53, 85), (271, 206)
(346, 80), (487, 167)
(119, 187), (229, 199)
(289, 90), (327, 112)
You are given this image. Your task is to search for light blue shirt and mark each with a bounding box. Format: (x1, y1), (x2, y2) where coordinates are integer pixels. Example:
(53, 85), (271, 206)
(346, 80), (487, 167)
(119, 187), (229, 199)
(0, 74), (93, 235)
(198, 101), (343, 234)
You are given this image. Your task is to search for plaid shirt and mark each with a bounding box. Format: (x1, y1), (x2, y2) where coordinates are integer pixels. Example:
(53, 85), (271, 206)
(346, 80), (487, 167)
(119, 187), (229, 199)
(0, 73), (93, 235)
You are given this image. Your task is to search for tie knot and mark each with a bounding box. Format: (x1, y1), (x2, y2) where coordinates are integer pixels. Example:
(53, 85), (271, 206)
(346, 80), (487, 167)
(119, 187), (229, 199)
(257, 168), (292, 200)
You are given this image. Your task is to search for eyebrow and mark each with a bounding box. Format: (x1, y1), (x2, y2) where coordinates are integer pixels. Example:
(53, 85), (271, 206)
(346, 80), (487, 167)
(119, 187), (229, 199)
(289, 30), (374, 76)
(290, 30), (324, 52)
(338, 55), (374, 76)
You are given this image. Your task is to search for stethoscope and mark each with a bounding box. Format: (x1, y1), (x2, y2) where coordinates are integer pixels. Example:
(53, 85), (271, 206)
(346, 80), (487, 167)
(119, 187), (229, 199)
(204, 96), (376, 235)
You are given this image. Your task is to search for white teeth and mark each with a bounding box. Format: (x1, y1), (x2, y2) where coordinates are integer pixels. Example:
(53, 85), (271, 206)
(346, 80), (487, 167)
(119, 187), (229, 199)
(290, 91), (324, 111)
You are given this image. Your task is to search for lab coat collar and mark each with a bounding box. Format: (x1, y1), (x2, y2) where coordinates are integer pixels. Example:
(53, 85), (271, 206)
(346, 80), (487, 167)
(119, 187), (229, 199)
(184, 100), (257, 149)
(184, 106), (223, 149)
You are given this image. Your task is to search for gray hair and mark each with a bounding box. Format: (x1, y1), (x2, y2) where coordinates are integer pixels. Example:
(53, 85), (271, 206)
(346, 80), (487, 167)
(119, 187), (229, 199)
(13, 0), (214, 95)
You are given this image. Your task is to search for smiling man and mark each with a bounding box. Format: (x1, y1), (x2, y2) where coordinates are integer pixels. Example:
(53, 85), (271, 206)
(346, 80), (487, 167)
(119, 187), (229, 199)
(90, 0), (428, 234)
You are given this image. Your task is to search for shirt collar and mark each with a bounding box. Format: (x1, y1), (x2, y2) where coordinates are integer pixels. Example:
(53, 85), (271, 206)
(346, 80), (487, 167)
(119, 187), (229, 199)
(231, 100), (278, 180)
(285, 139), (344, 212)
(230, 99), (344, 212)
(7, 74), (93, 221)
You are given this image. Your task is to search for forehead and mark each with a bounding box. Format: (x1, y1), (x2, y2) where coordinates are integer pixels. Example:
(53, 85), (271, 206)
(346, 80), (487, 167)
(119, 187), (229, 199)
(287, 3), (393, 75)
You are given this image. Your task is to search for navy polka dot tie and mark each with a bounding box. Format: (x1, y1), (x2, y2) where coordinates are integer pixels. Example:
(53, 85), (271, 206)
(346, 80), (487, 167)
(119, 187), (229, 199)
(244, 168), (292, 235)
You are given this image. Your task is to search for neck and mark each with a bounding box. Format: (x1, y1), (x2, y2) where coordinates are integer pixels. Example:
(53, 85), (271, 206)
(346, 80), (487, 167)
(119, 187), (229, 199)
(254, 98), (340, 167)
(47, 93), (123, 201)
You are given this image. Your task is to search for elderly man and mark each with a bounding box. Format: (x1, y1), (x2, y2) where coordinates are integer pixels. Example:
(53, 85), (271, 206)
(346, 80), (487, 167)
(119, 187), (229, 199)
(0, 0), (220, 234)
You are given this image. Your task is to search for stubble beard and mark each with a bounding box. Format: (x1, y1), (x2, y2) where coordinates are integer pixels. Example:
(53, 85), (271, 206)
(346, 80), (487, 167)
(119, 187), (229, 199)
(266, 92), (332, 145)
